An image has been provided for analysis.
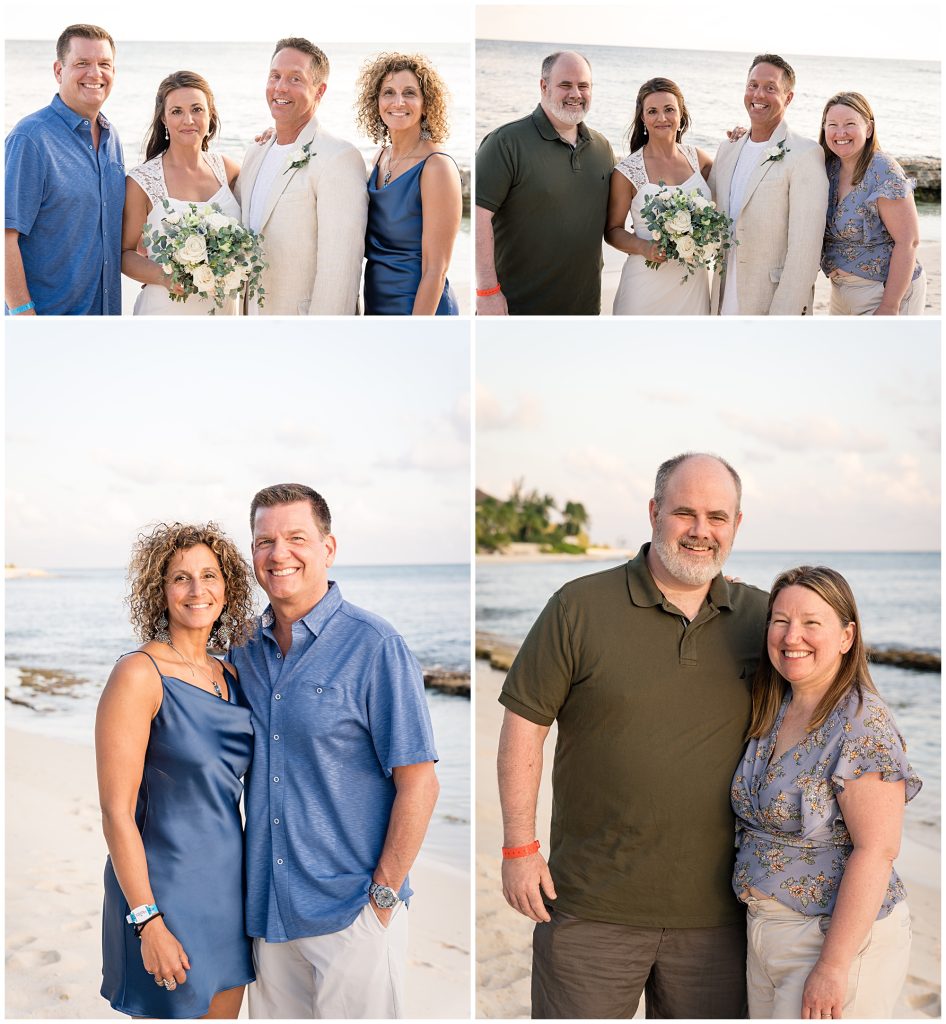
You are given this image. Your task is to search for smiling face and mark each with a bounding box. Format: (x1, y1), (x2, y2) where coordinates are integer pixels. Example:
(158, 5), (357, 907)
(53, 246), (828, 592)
(266, 47), (326, 138)
(163, 544), (226, 635)
(744, 61), (793, 141)
(54, 36), (115, 119)
(822, 103), (872, 162)
(642, 91), (681, 142)
(767, 585), (855, 695)
(649, 456), (742, 587)
(163, 87), (211, 148)
(378, 69), (424, 135)
(540, 53), (592, 129)
(252, 500), (336, 613)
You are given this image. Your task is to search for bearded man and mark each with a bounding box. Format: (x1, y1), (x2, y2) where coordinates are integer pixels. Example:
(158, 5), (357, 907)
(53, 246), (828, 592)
(474, 50), (614, 315)
(496, 452), (769, 1018)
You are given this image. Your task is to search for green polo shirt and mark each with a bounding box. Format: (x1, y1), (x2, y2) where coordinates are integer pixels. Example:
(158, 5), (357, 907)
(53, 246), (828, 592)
(499, 544), (768, 928)
(476, 105), (614, 315)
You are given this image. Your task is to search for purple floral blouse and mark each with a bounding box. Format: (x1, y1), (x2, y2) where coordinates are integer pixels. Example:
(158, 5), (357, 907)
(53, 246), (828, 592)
(821, 151), (923, 282)
(731, 687), (921, 919)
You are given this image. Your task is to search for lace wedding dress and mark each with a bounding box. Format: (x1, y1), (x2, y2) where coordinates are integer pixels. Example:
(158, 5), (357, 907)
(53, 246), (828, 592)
(127, 151), (240, 316)
(611, 144), (711, 316)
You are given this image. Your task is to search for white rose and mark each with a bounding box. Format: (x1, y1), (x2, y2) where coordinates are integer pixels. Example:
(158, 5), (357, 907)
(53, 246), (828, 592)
(222, 269), (247, 293)
(164, 211), (182, 225)
(675, 235), (697, 260)
(651, 230), (662, 241)
(764, 145), (781, 160)
(191, 263), (216, 294)
(691, 194), (711, 211)
(162, 263), (173, 275)
(174, 234), (208, 265)
(667, 210), (692, 234)
(206, 212), (231, 231)
(289, 149), (306, 165)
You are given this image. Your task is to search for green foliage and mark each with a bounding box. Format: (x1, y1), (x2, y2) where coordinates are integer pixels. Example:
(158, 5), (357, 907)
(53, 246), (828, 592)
(476, 480), (593, 553)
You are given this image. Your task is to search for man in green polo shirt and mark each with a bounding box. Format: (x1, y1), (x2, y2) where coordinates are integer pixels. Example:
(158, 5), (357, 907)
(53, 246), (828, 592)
(498, 452), (768, 1018)
(475, 50), (614, 316)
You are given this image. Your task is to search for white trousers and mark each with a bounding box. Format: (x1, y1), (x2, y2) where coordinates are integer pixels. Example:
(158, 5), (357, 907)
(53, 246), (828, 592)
(828, 267), (927, 315)
(746, 897), (911, 1019)
(248, 903), (407, 1019)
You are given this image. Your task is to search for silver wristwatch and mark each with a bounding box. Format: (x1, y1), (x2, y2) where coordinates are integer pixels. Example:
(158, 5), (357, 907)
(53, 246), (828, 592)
(368, 882), (400, 909)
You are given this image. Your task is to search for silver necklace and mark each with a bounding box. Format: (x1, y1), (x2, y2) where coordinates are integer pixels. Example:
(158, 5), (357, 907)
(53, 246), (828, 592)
(167, 639), (223, 698)
(382, 139), (423, 186)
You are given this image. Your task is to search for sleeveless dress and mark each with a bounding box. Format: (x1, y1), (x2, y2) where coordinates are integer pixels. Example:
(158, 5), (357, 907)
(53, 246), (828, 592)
(100, 652), (255, 1018)
(364, 153), (459, 316)
(128, 152), (241, 316)
(611, 144), (711, 316)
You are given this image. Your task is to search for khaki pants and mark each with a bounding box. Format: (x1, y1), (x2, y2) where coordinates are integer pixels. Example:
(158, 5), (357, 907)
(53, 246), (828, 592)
(532, 906), (748, 1018)
(745, 897), (911, 1018)
(828, 268), (927, 315)
(248, 903), (407, 1019)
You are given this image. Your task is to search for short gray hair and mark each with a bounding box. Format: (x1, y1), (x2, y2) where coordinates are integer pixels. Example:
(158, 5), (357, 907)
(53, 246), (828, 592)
(653, 453), (742, 512)
(541, 50), (592, 83)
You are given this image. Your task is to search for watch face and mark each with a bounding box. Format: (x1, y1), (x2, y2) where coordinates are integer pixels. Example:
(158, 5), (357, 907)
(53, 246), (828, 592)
(371, 884), (398, 908)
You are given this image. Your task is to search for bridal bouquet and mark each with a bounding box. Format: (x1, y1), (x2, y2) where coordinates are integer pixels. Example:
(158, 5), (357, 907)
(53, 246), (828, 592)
(639, 186), (736, 281)
(142, 199), (268, 312)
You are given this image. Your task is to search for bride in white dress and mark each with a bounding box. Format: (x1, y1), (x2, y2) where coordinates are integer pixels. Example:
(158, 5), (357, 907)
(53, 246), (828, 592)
(606, 78), (713, 316)
(122, 71), (241, 315)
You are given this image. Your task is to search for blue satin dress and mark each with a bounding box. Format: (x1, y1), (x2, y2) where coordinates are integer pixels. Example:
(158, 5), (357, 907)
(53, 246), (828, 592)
(364, 153), (460, 316)
(101, 652), (255, 1018)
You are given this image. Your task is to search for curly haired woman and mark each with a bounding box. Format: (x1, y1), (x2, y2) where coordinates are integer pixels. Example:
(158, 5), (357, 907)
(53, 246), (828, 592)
(97, 522), (257, 1018)
(355, 52), (462, 315)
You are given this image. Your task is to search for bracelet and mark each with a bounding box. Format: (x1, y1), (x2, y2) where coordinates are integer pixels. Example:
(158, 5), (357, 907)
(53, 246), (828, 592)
(502, 839), (540, 859)
(126, 902), (160, 924)
(8, 300), (35, 315)
(134, 912), (165, 939)
(476, 284), (502, 297)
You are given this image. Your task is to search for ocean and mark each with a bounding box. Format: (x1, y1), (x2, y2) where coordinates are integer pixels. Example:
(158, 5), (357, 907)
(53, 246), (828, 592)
(477, 551), (940, 847)
(5, 563), (471, 870)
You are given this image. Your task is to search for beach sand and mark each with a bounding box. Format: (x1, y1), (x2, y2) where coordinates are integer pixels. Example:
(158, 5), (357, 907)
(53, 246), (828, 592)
(5, 727), (470, 1019)
(475, 661), (941, 1019)
(600, 240), (941, 316)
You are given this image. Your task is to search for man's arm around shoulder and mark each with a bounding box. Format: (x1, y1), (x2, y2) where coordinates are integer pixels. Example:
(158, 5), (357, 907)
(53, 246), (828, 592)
(497, 708), (556, 922)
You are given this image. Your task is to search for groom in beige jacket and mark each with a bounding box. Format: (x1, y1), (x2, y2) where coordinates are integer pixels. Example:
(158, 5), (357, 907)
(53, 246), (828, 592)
(237, 38), (367, 315)
(709, 54), (828, 315)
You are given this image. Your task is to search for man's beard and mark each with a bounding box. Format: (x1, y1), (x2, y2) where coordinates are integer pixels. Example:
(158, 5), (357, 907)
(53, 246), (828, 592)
(652, 533), (726, 587)
(547, 98), (587, 125)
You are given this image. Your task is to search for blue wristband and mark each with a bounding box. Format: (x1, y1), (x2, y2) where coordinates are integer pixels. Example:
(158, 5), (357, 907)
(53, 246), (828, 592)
(8, 301), (35, 315)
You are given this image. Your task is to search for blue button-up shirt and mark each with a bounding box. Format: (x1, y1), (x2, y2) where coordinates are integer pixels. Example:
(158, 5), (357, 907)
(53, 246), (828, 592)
(5, 94), (124, 315)
(230, 581), (438, 941)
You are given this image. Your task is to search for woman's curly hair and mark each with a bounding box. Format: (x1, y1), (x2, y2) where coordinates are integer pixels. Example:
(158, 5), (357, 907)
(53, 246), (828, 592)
(355, 52), (451, 144)
(126, 522), (255, 648)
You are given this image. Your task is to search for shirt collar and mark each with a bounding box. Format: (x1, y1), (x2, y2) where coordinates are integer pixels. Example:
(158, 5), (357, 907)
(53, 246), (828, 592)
(260, 579), (343, 635)
(50, 92), (112, 132)
(531, 103), (590, 145)
(625, 542), (734, 611)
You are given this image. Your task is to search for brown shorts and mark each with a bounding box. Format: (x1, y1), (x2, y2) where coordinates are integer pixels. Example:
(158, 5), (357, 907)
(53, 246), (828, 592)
(532, 906), (747, 1019)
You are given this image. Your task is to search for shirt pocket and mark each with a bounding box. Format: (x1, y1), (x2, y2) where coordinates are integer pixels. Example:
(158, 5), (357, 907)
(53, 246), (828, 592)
(305, 683), (341, 735)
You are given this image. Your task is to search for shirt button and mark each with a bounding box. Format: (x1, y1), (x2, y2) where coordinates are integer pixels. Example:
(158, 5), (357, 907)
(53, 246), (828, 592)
(274, 693), (281, 700)
(273, 776), (279, 783)
(273, 818), (280, 825)
(276, 858), (284, 865)
(276, 653), (282, 660)
(316, 687), (323, 694)
(273, 734), (279, 740)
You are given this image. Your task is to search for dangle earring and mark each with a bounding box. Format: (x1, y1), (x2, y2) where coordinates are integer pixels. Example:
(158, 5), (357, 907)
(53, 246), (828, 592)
(164, 124), (169, 142)
(209, 609), (233, 650)
(155, 613), (171, 645)
(419, 115), (432, 141)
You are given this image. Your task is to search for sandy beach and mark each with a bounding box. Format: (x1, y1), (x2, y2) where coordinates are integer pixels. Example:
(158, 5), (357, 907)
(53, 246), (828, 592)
(475, 660), (941, 1018)
(600, 239), (941, 316)
(5, 727), (470, 1019)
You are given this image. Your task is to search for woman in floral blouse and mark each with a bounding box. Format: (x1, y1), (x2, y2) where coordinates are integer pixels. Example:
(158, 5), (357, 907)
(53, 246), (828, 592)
(731, 566), (920, 1019)
(819, 92), (926, 315)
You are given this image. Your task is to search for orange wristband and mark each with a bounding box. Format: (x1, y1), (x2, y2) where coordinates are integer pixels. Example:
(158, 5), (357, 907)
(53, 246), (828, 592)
(477, 283), (502, 297)
(502, 839), (540, 859)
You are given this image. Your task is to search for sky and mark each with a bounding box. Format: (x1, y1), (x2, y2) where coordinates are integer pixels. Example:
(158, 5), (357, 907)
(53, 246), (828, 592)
(476, 2), (943, 61)
(6, 322), (471, 568)
(4, 2), (474, 42)
(477, 320), (941, 552)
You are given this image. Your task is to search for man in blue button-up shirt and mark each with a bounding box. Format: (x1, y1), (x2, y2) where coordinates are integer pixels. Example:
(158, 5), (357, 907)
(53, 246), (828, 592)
(231, 483), (440, 1019)
(5, 24), (124, 316)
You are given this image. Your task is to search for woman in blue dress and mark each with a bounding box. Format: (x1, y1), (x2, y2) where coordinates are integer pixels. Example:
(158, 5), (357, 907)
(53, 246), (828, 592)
(820, 92), (926, 315)
(355, 53), (462, 315)
(97, 522), (256, 1018)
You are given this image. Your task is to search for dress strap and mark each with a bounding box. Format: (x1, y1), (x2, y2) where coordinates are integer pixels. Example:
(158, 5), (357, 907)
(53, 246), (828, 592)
(204, 150), (228, 187)
(420, 151), (460, 172)
(680, 143), (700, 174)
(613, 148), (648, 191)
(128, 156), (167, 210)
(118, 649), (164, 683)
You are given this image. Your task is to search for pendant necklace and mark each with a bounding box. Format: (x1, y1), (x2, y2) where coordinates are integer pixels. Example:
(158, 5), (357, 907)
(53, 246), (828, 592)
(383, 138), (423, 186)
(167, 638), (223, 698)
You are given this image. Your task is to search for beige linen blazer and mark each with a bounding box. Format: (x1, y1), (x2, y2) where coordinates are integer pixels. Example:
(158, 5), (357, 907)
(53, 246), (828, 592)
(709, 121), (828, 315)
(236, 115), (368, 315)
